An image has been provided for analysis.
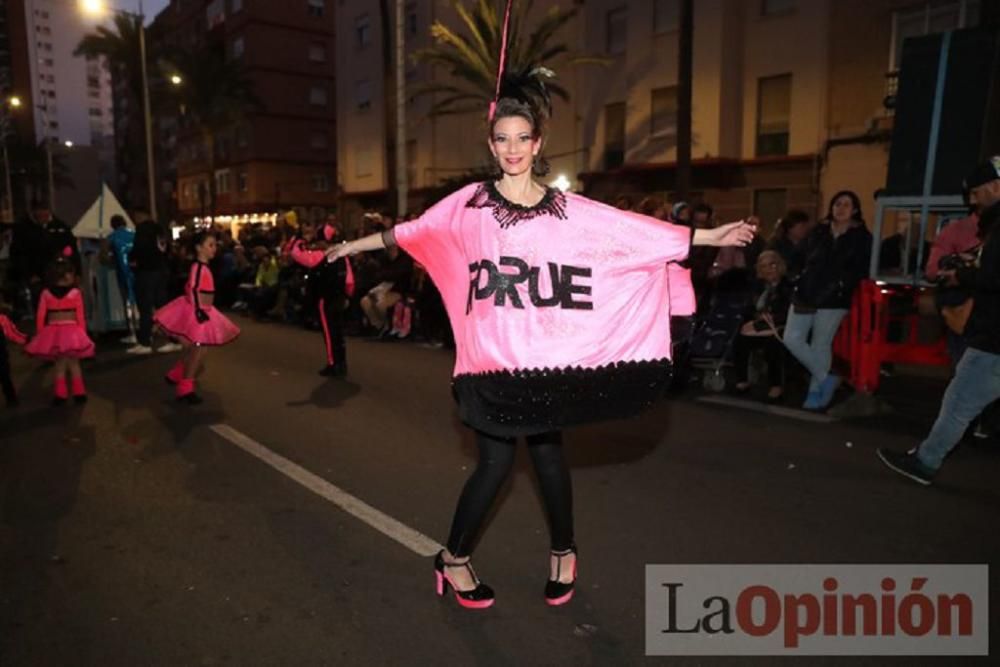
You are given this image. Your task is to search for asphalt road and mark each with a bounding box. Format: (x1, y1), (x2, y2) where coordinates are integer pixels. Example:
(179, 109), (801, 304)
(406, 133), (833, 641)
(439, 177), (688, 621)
(1, 317), (998, 666)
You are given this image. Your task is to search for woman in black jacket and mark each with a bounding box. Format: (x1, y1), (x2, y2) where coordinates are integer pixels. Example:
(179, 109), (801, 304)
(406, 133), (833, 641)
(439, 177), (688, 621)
(784, 191), (872, 410)
(733, 250), (793, 402)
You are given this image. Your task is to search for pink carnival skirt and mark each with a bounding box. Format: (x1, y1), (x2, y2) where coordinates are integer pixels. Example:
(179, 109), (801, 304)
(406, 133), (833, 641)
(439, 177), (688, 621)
(154, 297), (240, 346)
(24, 322), (96, 360)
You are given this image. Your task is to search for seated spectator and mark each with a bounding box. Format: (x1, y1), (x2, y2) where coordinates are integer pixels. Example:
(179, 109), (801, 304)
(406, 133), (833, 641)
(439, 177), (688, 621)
(767, 209), (814, 282)
(360, 244), (413, 337)
(732, 250), (793, 402)
(879, 213), (929, 275)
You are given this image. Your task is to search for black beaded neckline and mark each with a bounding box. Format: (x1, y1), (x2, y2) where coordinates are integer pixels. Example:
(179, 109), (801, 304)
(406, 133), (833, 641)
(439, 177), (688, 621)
(466, 181), (568, 228)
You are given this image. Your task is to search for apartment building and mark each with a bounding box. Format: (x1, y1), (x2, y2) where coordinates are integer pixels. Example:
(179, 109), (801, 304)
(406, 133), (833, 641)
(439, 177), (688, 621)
(152, 0), (338, 223)
(335, 0), (989, 233)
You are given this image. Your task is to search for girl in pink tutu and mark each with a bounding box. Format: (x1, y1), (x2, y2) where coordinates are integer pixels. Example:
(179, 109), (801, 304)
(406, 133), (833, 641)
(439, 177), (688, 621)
(155, 230), (240, 404)
(24, 257), (95, 405)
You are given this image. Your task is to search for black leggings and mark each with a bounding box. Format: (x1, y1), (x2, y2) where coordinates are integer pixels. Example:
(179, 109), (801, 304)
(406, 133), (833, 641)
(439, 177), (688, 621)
(446, 430), (573, 558)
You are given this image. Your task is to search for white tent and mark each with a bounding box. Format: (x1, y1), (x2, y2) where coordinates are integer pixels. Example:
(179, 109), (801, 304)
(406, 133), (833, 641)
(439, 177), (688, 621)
(72, 184), (134, 239)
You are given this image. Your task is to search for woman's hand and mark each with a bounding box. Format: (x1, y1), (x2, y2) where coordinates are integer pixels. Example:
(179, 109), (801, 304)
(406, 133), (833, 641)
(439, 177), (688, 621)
(324, 241), (353, 263)
(710, 220), (756, 247)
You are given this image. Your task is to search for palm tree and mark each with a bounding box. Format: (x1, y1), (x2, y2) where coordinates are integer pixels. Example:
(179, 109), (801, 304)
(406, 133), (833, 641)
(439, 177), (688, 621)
(163, 46), (263, 217)
(74, 13), (145, 103)
(412, 0), (603, 117)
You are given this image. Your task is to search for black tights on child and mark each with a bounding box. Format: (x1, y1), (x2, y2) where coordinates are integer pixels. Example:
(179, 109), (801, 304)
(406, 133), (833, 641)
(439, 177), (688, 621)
(446, 429), (573, 558)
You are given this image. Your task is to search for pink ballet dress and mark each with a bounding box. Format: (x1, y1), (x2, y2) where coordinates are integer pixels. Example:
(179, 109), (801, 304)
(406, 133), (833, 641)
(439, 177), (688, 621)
(387, 180), (694, 436)
(24, 287), (96, 360)
(154, 261), (240, 346)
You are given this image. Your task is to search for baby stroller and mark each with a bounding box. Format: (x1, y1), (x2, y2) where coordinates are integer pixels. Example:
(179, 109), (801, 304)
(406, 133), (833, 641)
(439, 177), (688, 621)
(689, 284), (753, 392)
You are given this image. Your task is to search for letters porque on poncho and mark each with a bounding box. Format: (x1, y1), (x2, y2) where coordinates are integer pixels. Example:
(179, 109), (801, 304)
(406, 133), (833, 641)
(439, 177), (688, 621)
(389, 181), (694, 437)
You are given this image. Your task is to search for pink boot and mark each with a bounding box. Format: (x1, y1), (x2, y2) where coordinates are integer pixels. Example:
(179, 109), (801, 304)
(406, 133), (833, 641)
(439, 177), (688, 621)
(71, 376), (87, 404)
(175, 378), (202, 405)
(398, 303), (413, 339)
(52, 376), (68, 406)
(165, 361), (185, 385)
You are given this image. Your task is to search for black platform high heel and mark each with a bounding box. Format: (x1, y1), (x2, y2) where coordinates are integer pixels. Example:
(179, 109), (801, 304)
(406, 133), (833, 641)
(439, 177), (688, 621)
(544, 546), (578, 606)
(434, 551), (495, 609)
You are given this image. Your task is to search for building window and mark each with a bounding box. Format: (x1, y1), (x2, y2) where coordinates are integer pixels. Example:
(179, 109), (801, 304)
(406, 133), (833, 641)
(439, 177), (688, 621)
(310, 131), (328, 150)
(231, 36), (244, 59)
(356, 14), (371, 48)
(237, 170), (248, 192)
(653, 0), (679, 34)
(604, 102), (626, 169)
(650, 86), (678, 138)
(309, 85), (328, 106)
(89, 107), (102, 117)
(606, 7), (627, 56)
(308, 0), (325, 17)
(406, 2), (418, 36)
(312, 173), (331, 192)
(756, 74), (791, 157)
(753, 189), (788, 235)
(890, 0), (980, 70)
(761, 0), (795, 15)
(235, 125), (248, 148)
(356, 79), (372, 111)
(356, 148), (373, 177)
(309, 42), (327, 62)
(215, 169), (231, 195)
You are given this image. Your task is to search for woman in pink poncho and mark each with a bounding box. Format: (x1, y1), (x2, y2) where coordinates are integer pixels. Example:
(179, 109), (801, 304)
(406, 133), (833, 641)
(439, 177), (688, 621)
(326, 98), (754, 610)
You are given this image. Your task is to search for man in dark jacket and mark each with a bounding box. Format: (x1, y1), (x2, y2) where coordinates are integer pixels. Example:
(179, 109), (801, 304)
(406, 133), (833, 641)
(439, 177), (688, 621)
(878, 157), (1000, 485)
(128, 213), (179, 354)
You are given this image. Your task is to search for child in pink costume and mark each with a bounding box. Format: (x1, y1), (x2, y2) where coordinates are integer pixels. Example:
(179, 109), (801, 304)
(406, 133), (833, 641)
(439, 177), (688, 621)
(24, 258), (96, 405)
(155, 230), (239, 404)
(326, 98), (755, 610)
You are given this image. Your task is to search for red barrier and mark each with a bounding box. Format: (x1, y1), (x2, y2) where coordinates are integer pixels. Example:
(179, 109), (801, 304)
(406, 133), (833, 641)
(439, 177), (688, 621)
(832, 279), (950, 393)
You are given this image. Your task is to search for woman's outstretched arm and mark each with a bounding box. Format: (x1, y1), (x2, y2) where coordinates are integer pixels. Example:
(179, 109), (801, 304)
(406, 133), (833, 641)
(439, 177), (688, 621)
(324, 231), (388, 262)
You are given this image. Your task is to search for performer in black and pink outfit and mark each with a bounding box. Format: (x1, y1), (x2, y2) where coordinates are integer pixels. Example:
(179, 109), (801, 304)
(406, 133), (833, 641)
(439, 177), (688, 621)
(288, 217), (354, 377)
(0, 305), (28, 407)
(24, 255), (96, 405)
(154, 230), (240, 404)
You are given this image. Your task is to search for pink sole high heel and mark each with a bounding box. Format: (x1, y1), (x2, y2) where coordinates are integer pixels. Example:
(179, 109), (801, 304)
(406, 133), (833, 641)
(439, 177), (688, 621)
(434, 551), (495, 609)
(545, 547), (578, 607)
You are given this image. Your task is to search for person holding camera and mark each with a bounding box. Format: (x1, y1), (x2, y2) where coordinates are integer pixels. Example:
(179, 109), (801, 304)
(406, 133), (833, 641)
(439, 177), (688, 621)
(878, 157), (1000, 485)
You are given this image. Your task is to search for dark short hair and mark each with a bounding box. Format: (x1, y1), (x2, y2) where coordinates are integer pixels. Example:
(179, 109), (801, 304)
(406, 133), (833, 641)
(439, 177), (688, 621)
(826, 190), (865, 223)
(110, 214), (126, 229)
(692, 203), (714, 218)
(192, 229), (216, 248)
(490, 97), (543, 139)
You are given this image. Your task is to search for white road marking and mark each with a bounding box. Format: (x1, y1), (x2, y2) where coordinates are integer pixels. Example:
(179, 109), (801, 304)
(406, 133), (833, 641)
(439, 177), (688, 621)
(696, 395), (838, 423)
(210, 423), (443, 557)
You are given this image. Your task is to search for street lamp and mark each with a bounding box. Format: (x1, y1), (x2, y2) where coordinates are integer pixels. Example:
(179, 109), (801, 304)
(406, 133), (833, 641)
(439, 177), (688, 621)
(64, 140), (74, 148)
(1, 96), (21, 222)
(170, 74), (182, 86)
(79, 0), (157, 221)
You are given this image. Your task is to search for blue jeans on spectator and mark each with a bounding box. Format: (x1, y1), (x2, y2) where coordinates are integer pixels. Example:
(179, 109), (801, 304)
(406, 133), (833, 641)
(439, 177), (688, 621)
(783, 306), (848, 392)
(916, 347), (1000, 470)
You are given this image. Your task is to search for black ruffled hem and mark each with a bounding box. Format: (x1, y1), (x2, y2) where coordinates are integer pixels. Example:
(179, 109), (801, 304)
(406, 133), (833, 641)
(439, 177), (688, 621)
(452, 359), (672, 437)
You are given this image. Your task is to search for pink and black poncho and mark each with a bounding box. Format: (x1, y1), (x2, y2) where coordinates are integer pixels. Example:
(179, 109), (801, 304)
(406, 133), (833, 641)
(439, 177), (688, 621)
(388, 181), (694, 437)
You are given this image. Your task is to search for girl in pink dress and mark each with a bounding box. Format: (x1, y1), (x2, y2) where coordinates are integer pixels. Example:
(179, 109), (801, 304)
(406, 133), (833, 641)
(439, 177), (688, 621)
(326, 98), (755, 610)
(155, 230), (239, 404)
(24, 258), (96, 405)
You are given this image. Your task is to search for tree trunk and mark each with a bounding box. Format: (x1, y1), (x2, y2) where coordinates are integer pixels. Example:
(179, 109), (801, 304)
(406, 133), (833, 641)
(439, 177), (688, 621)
(676, 0), (694, 202)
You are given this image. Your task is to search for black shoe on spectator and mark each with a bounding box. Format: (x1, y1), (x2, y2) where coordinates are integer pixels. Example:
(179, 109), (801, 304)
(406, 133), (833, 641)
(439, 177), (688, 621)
(876, 448), (935, 486)
(177, 393), (203, 406)
(319, 364), (338, 377)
